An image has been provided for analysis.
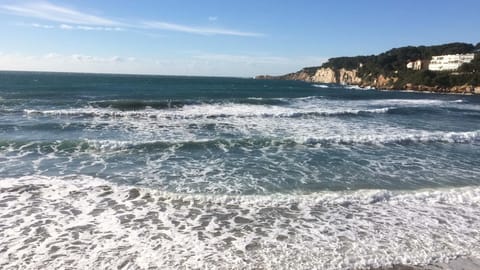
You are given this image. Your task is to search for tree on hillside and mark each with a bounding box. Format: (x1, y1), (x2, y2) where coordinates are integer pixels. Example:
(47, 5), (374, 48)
(459, 54), (480, 73)
(428, 43), (474, 55)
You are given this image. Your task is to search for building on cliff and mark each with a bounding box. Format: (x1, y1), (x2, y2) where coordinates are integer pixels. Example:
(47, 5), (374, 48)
(406, 59), (430, 70)
(428, 53), (475, 71)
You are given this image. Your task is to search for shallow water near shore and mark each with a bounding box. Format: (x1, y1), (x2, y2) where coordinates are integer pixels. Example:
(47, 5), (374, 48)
(1, 71), (480, 269)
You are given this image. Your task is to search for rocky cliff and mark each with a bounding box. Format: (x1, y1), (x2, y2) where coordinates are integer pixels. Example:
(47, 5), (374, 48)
(255, 65), (480, 94)
(255, 42), (480, 94)
(256, 67), (361, 84)
(256, 67), (396, 89)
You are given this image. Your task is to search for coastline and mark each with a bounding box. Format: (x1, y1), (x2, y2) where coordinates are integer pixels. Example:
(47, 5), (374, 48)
(381, 84), (480, 95)
(361, 84), (480, 95)
(256, 75), (480, 95)
(377, 257), (480, 270)
(2, 73), (480, 269)
(255, 42), (479, 96)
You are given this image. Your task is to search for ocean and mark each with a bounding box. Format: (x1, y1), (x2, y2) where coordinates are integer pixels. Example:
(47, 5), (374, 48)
(1, 71), (479, 269)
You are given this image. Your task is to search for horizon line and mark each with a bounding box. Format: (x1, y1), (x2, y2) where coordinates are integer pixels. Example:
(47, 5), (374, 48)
(0, 69), (257, 79)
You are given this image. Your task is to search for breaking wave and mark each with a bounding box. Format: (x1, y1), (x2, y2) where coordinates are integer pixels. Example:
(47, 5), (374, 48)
(23, 106), (392, 119)
(2, 129), (479, 154)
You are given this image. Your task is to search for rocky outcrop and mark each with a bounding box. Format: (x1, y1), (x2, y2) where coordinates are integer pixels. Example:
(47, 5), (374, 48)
(256, 69), (316, 82)
(308, 67), (363, 84)
(403, 84), (479, 94)
(310, 68), (336, 83)
(258, 67), (364, 85)
(337, 68), (362, 85)
(373, 74), (398, 89)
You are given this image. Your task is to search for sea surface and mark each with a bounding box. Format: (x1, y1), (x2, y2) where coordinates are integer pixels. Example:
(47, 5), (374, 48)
(1, 71), (480, 269)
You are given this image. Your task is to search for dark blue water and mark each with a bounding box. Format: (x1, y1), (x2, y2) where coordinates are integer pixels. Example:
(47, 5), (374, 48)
(1, 71), (480, 269)
(2, 71), (479, 194)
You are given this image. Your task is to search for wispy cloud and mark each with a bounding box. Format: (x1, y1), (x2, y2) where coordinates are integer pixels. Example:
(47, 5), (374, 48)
(191, 53), (327, 75)
(70, 54), (134, 63)
(31, 22), (54, 29)
(1, 2), (120, 26)
(59, 23), (73, 30)
(1, 2), (263, 37)
(0, 52), (142, 74)
(0, 51), (326, 77)
(143, 21), (263, 37)
(43, 52), (61, 59)
(76, 25), (123, 31)
(59, 24), (123, 31)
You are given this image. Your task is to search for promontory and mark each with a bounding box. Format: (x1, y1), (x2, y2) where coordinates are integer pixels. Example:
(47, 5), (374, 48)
(256, 42), (480, 94)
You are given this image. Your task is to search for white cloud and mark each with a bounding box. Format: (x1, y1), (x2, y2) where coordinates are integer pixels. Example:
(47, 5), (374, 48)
(59, 24), (73, 30)
(26, 23), (123, 31)
(43, 52), (61, 59)
(31, 22), (54, 29)
(188, 53), (327, 76)
(142, 21), (263, 37)
(76, 25), (123, 31)
(1, 2), (120, 26)
(70, 54), (128, 63)
(0, 52), (143, 74)
(110, 56), (123, 62)
(71, 54), (92, 61)
(1, 2), (263, 37)
(0, 52), (323, 77)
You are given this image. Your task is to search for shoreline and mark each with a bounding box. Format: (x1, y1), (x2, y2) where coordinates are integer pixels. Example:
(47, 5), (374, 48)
(256, 75), (480, 95)
(370, 84), (480, 96)
(377, 257), (480, 270)
(358, 85), (479, 96)
(1, 176), (480, 269)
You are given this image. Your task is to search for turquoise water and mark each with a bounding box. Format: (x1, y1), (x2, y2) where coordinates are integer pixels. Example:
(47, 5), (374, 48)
(1, 71), (480, 269)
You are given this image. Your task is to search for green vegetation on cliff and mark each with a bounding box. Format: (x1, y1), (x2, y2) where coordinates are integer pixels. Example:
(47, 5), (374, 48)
(394, 69), (480, 89)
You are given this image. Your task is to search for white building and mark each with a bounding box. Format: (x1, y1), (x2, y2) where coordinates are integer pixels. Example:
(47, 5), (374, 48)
(428, 53), (475, 71)
(406, 59), (429, 70)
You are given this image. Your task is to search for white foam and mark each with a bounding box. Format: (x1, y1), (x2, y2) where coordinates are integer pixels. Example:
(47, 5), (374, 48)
(22, 96), (470, 122)
(300, 129), (480, 145)
(312, 84), (329, 88)
(23, 102), (391, 119)
(367, 99), (459, 106)
(344, 84), (363, 90)
(0, 175), (479, 269)
(77, 129), (480, 149)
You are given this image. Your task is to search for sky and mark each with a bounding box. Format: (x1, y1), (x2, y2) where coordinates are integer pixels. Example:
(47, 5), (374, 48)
(0, 0), (479, 77)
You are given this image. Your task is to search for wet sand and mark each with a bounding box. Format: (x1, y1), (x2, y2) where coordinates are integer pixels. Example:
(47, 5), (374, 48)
(378, 257), (480, 270)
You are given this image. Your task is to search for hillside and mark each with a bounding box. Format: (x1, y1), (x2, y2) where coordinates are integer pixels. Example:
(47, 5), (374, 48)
(256, 42), (480, 94)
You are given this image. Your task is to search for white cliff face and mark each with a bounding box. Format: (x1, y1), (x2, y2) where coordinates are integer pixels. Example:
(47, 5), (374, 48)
(309, 68), (362, 84)
(272, 67), (395, 89)
(311, 68), (336, 83)
(338, 68), (362, 85)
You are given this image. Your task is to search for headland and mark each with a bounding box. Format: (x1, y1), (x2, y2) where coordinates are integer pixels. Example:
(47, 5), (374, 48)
(256, 42), (480, 95)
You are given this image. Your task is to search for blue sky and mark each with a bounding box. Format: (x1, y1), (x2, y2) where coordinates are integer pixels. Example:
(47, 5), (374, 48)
(0, 0), (478, 76)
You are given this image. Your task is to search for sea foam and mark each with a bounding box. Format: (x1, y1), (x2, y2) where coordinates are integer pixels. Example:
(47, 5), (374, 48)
(0, 175), (479, 269)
